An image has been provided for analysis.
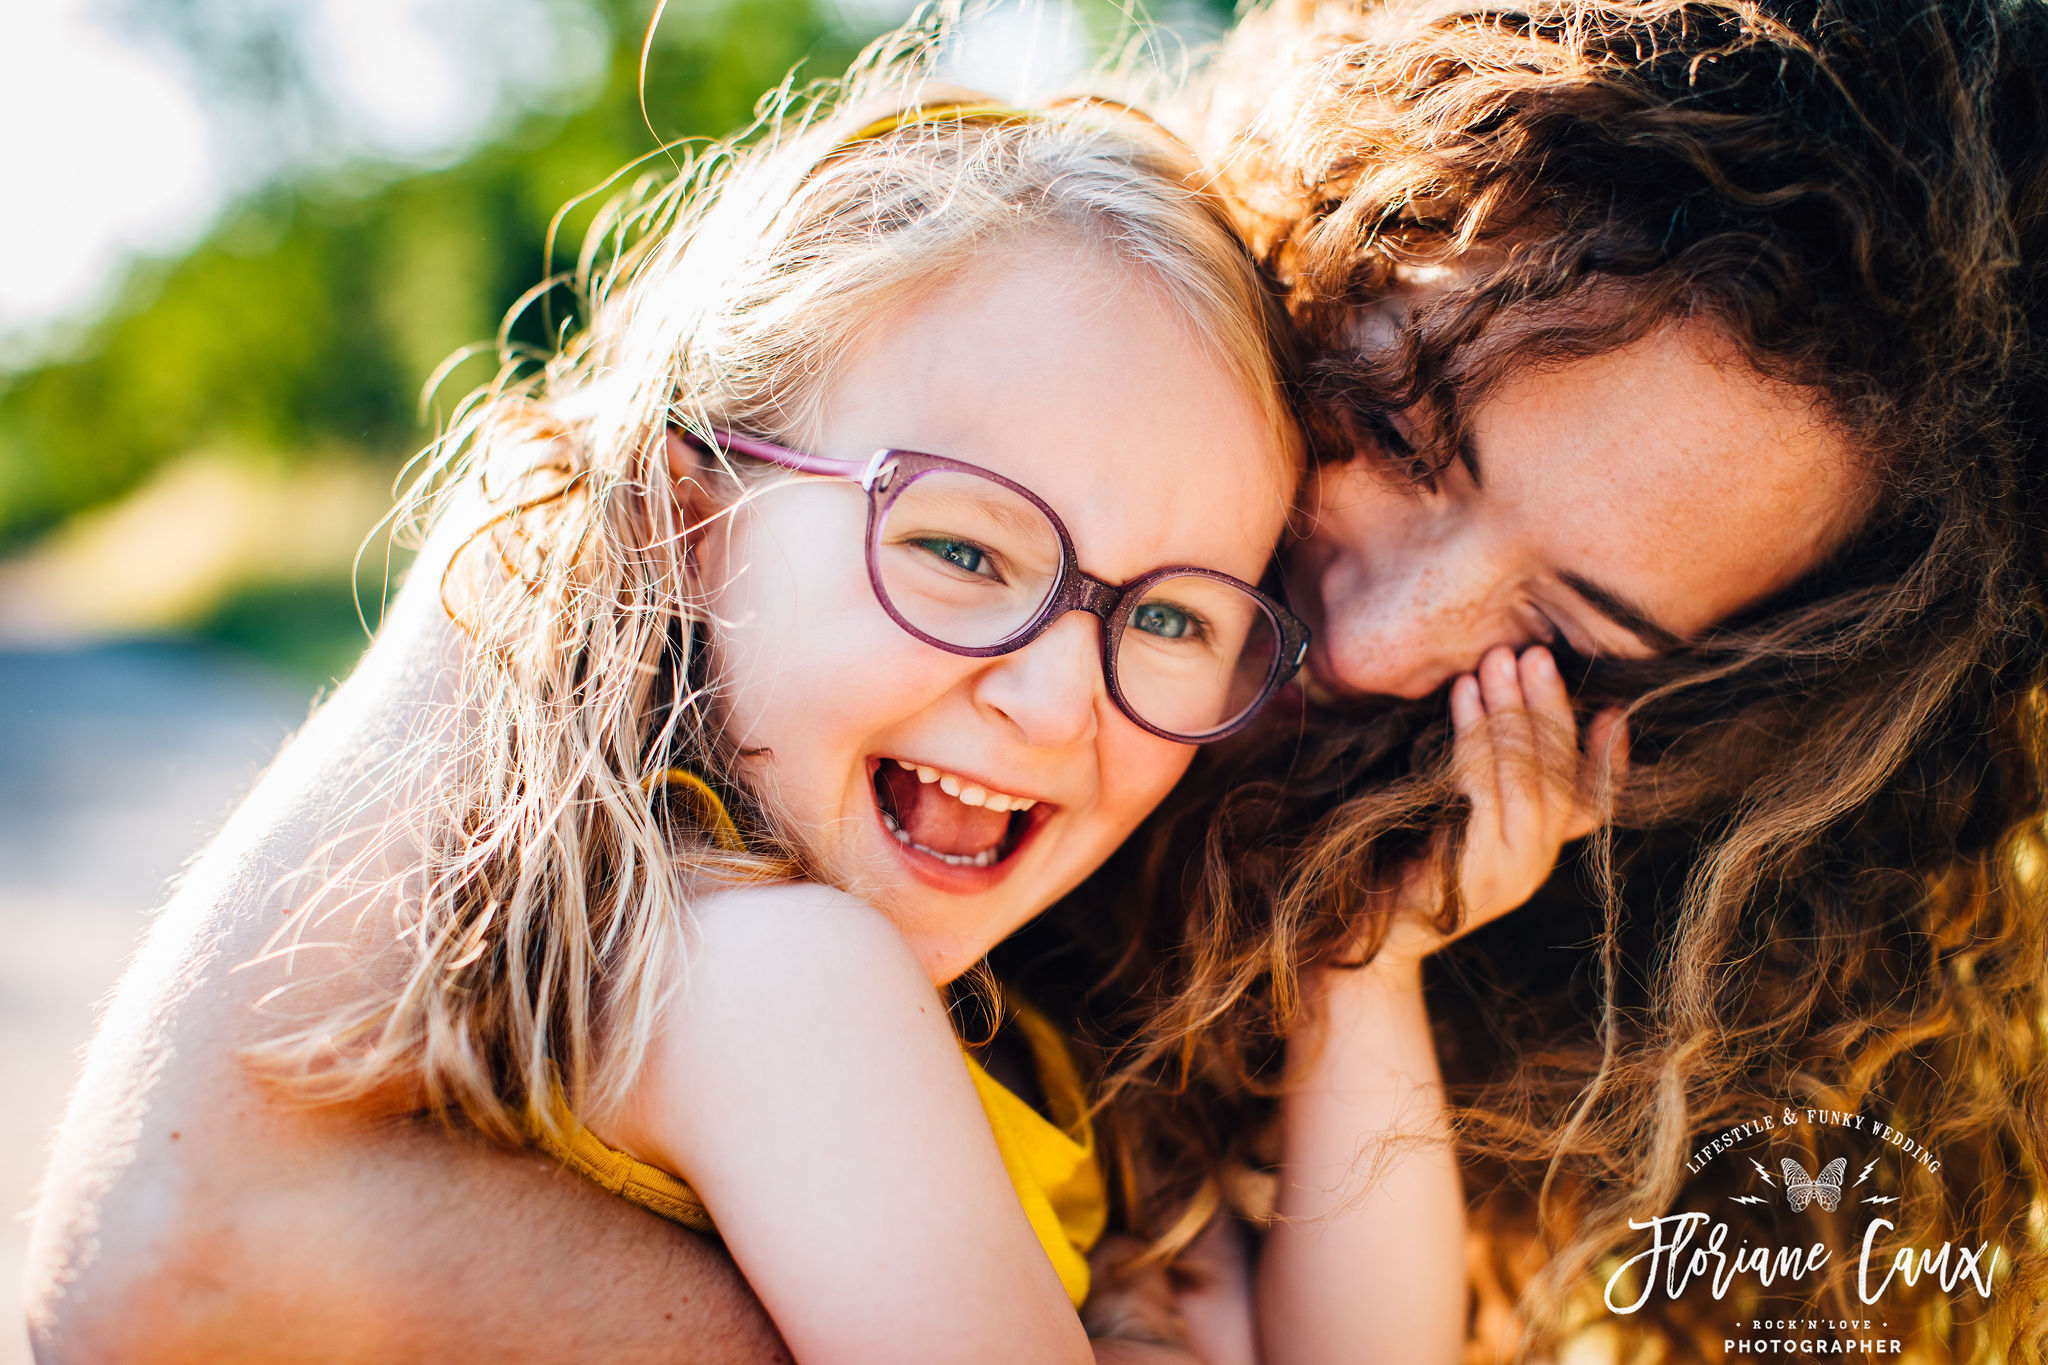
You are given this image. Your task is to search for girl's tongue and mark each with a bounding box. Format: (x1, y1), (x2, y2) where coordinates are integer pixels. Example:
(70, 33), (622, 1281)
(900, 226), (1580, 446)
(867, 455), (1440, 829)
(876, 763), (1012, 858)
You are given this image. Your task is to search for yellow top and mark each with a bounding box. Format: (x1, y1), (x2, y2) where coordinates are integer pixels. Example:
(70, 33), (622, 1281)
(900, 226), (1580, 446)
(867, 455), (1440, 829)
(531, 770), (1107, 1307)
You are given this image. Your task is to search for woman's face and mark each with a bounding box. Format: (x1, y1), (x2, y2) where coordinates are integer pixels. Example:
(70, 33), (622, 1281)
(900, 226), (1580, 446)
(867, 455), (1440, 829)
(1290, 320), (1874, 698)
(697, 247), (1293, 985)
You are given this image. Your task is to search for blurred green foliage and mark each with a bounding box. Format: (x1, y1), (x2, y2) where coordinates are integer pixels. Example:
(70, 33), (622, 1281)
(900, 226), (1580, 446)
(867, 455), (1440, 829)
(0, 0), (1228, 682)
(196, 578), (384, 686)
(0, 0), (866, 551)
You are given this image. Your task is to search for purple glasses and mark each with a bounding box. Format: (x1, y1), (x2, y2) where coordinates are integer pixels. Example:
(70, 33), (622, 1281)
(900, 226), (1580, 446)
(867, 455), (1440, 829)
(681, 428), (1309, 743)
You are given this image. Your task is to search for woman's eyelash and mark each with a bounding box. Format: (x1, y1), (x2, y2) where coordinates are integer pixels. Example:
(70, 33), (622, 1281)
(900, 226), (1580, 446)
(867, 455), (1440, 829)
(1350, 412), (1444, 491)
(1359, 412), (1415, 460)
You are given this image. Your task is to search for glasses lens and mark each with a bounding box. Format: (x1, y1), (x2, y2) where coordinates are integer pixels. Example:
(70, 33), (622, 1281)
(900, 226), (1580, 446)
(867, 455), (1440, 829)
(1114, 574), (1281, 738)
(874, 469), (1063, 649)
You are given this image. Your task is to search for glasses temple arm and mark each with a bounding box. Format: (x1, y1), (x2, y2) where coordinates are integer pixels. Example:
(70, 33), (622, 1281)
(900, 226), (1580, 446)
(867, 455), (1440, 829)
(675, 426), (874, 481)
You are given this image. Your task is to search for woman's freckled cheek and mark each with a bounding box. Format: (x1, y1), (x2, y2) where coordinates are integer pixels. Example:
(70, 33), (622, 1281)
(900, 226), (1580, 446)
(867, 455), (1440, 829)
(1369, 555), (1472, 635)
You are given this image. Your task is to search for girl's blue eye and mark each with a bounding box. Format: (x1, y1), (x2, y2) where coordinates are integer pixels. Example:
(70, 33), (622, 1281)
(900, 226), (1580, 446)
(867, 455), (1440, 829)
(1131, 601), (1195, 639)
(916, 538), (988, 575)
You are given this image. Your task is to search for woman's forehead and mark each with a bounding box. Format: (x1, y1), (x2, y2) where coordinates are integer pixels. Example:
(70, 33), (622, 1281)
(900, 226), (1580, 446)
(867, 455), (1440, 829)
(1451, 324), (1868, 635)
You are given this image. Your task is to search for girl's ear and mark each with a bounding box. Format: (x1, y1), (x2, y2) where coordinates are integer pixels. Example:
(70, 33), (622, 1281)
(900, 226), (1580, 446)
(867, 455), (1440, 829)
(664, 426), (732, 599)
(665, 426), (723, 530)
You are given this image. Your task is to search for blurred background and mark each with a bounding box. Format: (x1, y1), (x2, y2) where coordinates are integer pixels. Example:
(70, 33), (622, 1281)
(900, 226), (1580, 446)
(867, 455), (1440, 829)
(0, 0), (1229, 1356)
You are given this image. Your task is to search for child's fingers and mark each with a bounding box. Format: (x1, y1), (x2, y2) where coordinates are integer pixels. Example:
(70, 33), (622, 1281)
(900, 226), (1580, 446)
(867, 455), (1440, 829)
(1449, 672), (1497, 819)
(1518, 644), (1572, 722)
(1562, 708), (1631, 841)
(1476, 648), (1534, 834)
(1450, 671), (1486, 734)
(1481, 646), (1561, 844)
(1519, 646), (1586, 829)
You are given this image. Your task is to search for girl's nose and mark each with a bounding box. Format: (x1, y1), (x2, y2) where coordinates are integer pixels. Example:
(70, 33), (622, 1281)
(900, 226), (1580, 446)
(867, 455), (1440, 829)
(973, 612), (1103, 750)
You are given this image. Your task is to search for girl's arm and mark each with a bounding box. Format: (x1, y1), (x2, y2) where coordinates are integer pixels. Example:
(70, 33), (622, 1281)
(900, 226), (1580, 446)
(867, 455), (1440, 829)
(1257, 645), (1627, 1365)
(1258, 948), (1463, 1365)
(603, 878), (1194, 1365)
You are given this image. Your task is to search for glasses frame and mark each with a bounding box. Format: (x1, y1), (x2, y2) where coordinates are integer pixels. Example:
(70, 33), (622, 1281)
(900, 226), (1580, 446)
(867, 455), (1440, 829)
(679, 427), (1310, 743)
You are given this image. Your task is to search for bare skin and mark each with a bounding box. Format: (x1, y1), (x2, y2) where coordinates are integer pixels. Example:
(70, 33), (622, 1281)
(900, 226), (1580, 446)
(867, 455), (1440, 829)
(24, 427), (1200, 1365)
(1291, 320), (1870, 698)
(23, 321), (1869, 1365)
(20, 529), (803, 1362)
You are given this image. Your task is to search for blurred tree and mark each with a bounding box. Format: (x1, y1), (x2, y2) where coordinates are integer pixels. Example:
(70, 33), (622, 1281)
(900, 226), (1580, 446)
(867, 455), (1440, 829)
(0, 0), (1232, 683)
(0, 0), (866, 549)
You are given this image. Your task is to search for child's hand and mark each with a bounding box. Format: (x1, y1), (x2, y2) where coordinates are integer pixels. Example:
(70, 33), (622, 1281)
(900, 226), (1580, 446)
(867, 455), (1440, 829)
(1380, 644), (1628, 968)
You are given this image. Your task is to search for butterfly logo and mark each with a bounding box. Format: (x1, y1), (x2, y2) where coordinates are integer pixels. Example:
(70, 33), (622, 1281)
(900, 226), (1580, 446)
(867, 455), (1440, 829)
(1781, 1157), (1847, 1213)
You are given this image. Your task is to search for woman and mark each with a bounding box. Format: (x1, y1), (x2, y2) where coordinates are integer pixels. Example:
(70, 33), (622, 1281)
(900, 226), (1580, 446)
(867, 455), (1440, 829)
(1082, 0), (2048, 1357)
(27, 1), (2044, 1360)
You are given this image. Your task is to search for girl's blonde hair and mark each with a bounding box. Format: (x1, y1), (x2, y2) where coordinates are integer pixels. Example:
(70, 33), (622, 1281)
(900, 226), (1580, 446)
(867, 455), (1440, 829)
(250, 16), (1295, 1150)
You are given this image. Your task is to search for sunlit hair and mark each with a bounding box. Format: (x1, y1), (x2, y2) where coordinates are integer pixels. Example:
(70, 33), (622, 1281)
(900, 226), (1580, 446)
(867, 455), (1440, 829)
(244, 15), (1295, 1152)
(1073, 0), (2048, 1356)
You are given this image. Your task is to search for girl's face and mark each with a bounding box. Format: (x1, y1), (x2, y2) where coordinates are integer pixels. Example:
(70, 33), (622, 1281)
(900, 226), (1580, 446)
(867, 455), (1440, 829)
(697, 245), (1293, 984)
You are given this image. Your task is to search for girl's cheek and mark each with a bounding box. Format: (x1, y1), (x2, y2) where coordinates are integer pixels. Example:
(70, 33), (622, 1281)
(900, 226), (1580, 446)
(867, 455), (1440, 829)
(1096, 726), (1197, 836)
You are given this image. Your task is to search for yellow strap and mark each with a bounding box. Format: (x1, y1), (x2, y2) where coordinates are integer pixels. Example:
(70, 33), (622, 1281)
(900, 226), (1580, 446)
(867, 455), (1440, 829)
(643, 768), (745, 852)
(529, 1082), (717, 1235)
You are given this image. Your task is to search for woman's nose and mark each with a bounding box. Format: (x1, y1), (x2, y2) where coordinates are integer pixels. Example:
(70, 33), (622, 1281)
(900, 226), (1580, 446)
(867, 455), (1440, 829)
(1302, 525), (1517, 700)
(973, 611), (1103, 750)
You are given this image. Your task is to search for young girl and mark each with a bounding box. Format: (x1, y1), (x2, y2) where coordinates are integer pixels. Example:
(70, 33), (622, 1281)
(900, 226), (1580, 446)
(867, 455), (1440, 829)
(246, 39), (1606, 1365)
(251, 50), (1311, 1361)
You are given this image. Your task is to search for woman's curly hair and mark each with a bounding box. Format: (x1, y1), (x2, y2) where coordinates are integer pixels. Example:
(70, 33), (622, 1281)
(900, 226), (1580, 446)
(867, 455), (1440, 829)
(1030, 0), (2048, 1358)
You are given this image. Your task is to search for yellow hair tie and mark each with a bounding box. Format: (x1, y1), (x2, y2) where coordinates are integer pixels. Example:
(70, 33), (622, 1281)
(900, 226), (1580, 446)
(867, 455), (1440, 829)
(842, 102), (1037, 146)
(642, 768), (746, 852)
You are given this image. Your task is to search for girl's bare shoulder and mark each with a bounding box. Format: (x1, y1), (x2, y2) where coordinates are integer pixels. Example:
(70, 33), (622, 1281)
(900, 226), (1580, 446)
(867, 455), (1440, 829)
(677, 879), (929, 1013)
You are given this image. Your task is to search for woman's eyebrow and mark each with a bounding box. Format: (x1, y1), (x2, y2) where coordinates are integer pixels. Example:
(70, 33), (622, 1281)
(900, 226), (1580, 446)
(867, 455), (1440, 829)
(1557, 570), (1687, 652)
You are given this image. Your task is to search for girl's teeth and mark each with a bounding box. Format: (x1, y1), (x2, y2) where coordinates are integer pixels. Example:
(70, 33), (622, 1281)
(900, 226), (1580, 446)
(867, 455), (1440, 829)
(940, 848), (999, 867)
(880, 806), (1000, 866)
(888, 759), (1037, 815)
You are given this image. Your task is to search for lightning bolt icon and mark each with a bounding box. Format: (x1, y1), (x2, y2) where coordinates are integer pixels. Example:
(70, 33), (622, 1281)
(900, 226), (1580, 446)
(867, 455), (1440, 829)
(1854, 1159), (1879, 1188)
(1751, 1158), (1776, 1186)
(1731, 1195), (1767, 1206)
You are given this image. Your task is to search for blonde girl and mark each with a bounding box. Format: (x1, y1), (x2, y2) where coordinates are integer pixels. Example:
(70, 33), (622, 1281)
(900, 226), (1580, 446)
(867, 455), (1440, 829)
(217, 14), (1624, 1355)
(246, 32), (1318, 1360)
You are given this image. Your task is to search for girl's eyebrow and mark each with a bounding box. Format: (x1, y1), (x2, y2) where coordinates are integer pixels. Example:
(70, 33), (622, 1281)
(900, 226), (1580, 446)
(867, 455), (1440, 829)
(1557, 570), (1687, 652)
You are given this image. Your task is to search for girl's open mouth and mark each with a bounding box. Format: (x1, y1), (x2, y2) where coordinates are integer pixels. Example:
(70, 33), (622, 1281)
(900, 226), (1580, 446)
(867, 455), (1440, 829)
(870, 758), (1051, 881)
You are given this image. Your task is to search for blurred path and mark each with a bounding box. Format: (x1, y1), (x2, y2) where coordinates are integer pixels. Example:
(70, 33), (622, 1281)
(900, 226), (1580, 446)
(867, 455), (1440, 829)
(1, 643), (309, 1365)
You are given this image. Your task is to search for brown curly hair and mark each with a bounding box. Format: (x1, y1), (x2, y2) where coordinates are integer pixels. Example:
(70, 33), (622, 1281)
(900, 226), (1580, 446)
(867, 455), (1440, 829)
(1022, 0), (2048, 1358)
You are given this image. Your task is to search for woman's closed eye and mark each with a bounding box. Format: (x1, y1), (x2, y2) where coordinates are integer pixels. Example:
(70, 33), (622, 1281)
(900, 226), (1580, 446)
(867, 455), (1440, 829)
(1519, 602), (1564, 651)
(1352, 410), (1450, 495)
